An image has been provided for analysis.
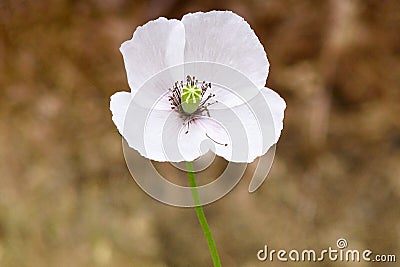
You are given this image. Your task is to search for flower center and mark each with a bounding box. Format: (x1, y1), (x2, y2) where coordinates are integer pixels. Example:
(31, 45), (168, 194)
(168, 76), (227, 146)
(168, 75), (216, 117)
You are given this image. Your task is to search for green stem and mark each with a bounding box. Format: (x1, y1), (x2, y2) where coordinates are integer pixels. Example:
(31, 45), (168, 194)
(186, 161), (222, 267)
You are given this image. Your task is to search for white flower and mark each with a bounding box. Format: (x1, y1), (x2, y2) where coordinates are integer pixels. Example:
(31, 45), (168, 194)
(110, 11), (286, 163)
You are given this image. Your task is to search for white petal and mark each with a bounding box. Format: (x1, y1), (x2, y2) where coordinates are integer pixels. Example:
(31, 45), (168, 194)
(120, 17), (185, 91)
(110, 91), (132, 135)
(179, 117), (231, 161)
(182, 11), (269, 88)
(120, 97), (177, 161)
(183, 61), (260, 108)
(121, 93), (205, 162)
(142, 112), (231, 162)
(143, 109), (185, 161)
(208, 87), (285, 162)
(262, 87), (286, 142)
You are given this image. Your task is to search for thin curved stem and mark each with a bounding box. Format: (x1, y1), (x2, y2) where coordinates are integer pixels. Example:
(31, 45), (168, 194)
(186, 161), (222, 267)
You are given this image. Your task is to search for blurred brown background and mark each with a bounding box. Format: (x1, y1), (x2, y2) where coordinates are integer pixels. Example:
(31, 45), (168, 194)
(1, 0), (399, 266)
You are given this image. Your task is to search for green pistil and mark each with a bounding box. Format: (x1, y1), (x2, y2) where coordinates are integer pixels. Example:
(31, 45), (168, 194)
(181, 85), (202, 114)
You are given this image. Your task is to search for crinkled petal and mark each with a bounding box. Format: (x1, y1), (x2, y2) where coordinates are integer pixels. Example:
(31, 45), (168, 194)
(208, 87), (286, 162)
(116, 92), (178, 161)
(183, 62), (260, 108)
(262, 87), (286, 142)
(120, 17), (185, 91)
(182, 11), (269, 89)
(178, 117), (231, 162)
(141, 111), (230, 162)
(120, 93), (204, 162)
(142, 109), (185, 161)
(110, 91), (132, 135)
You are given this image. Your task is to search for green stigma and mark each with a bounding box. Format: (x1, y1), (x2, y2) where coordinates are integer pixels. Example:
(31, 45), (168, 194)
(181, 84), (202, 114)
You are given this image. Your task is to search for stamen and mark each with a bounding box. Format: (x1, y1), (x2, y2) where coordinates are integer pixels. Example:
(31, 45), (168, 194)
(185, 122), (190, 134)
(183, 116), (196, 134)
(206, 133), (228, 146)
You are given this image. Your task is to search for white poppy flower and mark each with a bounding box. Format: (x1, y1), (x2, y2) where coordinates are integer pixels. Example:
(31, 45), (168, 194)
(110, 11), (286, 163)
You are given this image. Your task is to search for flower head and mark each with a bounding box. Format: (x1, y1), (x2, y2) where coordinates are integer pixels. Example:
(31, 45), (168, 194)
(110, 11), (286, 163)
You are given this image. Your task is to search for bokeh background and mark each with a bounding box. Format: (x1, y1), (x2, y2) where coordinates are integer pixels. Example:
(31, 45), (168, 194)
(1, 0), (399, 266)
